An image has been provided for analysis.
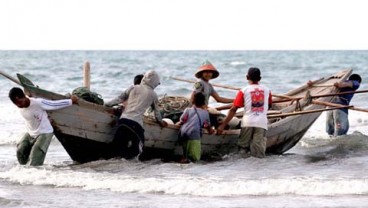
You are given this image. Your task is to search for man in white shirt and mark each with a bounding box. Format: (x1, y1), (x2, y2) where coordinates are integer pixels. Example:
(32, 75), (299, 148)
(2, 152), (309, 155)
(9, 87), (78, 166)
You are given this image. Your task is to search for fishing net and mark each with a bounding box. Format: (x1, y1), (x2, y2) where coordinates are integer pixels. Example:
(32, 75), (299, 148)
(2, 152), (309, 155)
(145, 95), (191, 123)
(72, 87), (104, 105)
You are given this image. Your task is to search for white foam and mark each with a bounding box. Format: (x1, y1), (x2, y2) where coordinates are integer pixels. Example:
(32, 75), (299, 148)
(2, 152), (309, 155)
(230, 61), (246, 66)
(304, 111), (368, 139)
(0, 103), (24, 144)
(1, 162), (367, 197)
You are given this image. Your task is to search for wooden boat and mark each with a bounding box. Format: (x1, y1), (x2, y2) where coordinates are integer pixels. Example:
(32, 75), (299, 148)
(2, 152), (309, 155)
(14, 69), (352, 163)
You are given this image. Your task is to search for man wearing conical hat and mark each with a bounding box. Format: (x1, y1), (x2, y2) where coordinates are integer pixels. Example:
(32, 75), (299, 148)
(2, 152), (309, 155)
(191, 60), (233, 107)
(191, 60), (234, 128)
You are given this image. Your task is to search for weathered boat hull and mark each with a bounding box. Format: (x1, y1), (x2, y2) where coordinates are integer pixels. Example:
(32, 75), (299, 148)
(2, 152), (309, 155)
(16, 69), (352, 163)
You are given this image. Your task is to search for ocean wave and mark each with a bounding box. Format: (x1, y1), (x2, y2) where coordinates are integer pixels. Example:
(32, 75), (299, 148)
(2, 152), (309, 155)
(229, 61), (246, 66)
(301, 131), (368, 151)
(0, 160), (367, 197)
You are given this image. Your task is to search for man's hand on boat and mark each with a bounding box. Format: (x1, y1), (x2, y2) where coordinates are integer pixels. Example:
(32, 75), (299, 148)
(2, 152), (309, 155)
(70, 95), (79, 104)
(159, 120), (168, 128)
(208, 128), (215, 135)
(216, 124), (225, 135)
(307, 80), (313, 87)
(333, 81), (353, 89)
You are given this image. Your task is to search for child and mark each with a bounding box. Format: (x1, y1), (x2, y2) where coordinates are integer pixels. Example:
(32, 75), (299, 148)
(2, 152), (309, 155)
(191, 60), (234, 127)
(177, 92), (214, 163)
(191, 60), (233, 107)
(217, 67), (272, 158)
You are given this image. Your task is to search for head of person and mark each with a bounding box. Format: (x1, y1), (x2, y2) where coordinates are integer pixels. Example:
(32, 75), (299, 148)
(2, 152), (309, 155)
(9, 87), (29, 108)
(192, 92), (206, 108)
(133, 74), (144, 85)
(141, 70), (160, 89)
(348, 74), (362, 83)
(195, 60), (219, 81)
(246, 67), (261, 82)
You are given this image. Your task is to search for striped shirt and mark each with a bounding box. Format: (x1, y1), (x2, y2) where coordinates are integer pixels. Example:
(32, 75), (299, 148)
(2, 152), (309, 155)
(19, 97), (72, 137)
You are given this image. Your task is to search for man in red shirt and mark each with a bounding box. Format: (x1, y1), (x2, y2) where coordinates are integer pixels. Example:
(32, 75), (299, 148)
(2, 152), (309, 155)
(217, 68), (272, 158)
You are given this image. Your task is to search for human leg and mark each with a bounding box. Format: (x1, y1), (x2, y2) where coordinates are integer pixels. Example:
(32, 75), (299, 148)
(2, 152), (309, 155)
(28, 133), (53, 166)
(325, 110), (335, 136)
(116, 118), (145, 158)
(209, 113), (219, 128)
(184, 140), (201, 162)
(238, 127), (253, 151)
(334, 109), (349, 136)
(179, 140), (190, 163)
(182, 140), (188, 157)
(16, 133), (33, 165)
(250, 128), (266, 158)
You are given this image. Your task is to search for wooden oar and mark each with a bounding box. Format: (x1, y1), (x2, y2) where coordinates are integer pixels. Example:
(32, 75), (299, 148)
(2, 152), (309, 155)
(0, 70), (21, 85)
(267, 105), (353, 119)
(312, 100), (368, 113)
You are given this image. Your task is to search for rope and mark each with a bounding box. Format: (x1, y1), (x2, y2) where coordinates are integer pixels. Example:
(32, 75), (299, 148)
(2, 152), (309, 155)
(159, 96), (191, 114)
(145, 96), (191, 123)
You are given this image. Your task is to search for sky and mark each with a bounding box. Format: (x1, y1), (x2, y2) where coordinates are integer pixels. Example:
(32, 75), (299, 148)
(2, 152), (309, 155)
(1, 0), (368, 50)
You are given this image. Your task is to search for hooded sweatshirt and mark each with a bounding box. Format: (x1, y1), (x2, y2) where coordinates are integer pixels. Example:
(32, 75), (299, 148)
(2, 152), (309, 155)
(120, 70), (163, 126)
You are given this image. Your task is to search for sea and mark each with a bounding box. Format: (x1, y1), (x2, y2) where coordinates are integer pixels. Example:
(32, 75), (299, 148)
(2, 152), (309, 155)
(0, 50), (368, 208)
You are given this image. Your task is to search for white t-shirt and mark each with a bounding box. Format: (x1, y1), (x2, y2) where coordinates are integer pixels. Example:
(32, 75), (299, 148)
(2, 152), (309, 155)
(19, 97), (72, 137)
(233, 84), (272, 130)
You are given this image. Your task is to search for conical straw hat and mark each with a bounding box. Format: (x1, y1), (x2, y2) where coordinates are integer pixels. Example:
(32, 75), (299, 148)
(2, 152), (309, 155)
(195, 60), (219, 79)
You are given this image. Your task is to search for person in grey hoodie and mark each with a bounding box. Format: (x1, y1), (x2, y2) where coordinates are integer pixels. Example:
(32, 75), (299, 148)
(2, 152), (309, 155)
(116, 70), (167, 158)
(104, 74), (144, 108)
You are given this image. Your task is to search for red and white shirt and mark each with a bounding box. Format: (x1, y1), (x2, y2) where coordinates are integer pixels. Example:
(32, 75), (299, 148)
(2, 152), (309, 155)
(233, 84), (272, 130)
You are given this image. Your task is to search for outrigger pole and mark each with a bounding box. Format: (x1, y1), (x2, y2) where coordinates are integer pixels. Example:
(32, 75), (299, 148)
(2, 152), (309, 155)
(170, 76), (368, 103)
(0, 70), (21, 85)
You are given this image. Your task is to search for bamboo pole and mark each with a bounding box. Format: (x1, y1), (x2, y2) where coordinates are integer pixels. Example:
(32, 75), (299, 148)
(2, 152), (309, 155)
(235, 100), (368, 119)
(83, 61), (91, 90)
(312, 100), (368, 113)
(311, 84), (334, 87)
(272, 94), (295, 100)
(0, 70), (21, 85)
(171, 76), (240, 91)
(267, 105), (353, 119)
(273, 89), (368, 103)
(234, 110), (282, 118)
(170, 76), (368, 104)
(171, 76), (289, 98)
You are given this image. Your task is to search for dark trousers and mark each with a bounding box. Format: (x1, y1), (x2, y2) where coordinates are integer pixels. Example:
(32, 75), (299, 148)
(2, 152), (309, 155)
(118, 118), (145, 143)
